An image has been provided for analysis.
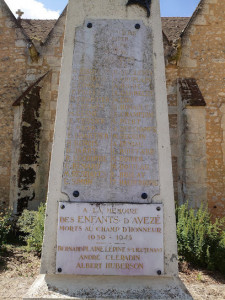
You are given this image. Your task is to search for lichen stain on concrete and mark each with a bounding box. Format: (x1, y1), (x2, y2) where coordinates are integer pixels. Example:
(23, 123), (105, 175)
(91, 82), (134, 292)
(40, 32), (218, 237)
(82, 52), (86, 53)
(19, 86), (41, 165)
(18, 167), (36, 190)
(170, 253), (177, 262)
(17, 85), (42, 213)
(17, 167), (36, 213)
(17, 193), (35, 214)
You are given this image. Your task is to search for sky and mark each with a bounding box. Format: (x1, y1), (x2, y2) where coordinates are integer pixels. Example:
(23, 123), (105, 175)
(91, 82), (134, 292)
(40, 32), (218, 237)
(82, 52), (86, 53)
(5, 0), (200, 19)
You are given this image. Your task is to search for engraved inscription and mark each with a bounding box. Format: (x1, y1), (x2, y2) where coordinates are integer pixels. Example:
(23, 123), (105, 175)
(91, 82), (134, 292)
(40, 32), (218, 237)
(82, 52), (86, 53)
(56, 203), (164, 275)
(62, 20), (159, 202)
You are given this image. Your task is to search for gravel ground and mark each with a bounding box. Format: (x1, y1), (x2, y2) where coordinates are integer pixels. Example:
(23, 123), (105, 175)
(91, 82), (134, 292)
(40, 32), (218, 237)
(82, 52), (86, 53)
(0, 246), (40, 300)
(179, 261), (225, 300)
(0, 246), (224, 300)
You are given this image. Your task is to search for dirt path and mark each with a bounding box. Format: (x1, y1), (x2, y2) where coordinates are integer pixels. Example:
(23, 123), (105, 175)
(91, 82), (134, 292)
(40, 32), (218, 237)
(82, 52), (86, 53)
(0, 246), (40, 300)
(179, 262), (225, 300)
(0, 246), (224, 299)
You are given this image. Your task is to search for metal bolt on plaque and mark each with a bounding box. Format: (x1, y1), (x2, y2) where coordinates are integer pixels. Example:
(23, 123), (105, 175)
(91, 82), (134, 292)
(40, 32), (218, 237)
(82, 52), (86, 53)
(135, 23), (140, 29)
(141, 193), (148, 199)
(73, 191), (79, 197)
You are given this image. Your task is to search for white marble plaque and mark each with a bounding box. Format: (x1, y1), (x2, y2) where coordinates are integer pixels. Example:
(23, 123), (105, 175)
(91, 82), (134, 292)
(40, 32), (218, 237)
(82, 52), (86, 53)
(56, 202), (163, 276)
(62, 19), (159, 203)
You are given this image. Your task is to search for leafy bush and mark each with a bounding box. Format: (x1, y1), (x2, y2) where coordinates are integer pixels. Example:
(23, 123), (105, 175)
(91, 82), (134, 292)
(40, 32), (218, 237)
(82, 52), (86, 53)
(17, 203), (46, 254)
(0, 208), (11, 247)
(176, 203), (225, 274)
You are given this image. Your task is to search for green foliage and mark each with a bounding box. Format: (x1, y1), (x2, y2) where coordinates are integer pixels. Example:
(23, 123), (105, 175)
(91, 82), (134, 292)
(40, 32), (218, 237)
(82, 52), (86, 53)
(17, 203), (46, 254)
(196, 272), (202, 281)
(176, 203), (225, 274)
(0, 208), (12, 247)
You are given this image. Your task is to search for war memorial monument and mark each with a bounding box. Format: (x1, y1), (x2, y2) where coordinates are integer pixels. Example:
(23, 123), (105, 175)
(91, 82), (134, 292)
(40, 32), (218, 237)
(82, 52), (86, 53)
(25, 0), (192, 298)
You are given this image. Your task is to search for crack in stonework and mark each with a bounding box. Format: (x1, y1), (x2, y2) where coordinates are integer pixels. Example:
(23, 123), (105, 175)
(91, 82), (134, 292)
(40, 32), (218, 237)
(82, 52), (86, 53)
(108, 52), (143, 62)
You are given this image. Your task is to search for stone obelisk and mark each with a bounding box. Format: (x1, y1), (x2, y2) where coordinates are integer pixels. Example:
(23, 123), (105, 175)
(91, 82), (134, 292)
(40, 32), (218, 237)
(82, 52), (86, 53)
(25, 0), (192, 298)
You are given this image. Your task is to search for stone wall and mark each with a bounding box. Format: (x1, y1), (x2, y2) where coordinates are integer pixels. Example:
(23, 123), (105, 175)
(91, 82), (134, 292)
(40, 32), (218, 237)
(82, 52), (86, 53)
(166, 65), (179, 201)
(0, 1), (66, 213)
(29, 13), (66, 211)
(0, 0), (224, 218)
(164, 0), (225, 217)
(178, 0), (225, 218)
(0, 1), (28, 209)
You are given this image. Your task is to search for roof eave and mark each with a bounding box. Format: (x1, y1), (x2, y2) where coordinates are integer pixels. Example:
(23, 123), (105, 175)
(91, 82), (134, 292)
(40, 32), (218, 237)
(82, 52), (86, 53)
(180, 0), (205, 38)
(43, 5), (67, 45)
(0, 0), (31, 42)
(12, 72), (49, 106)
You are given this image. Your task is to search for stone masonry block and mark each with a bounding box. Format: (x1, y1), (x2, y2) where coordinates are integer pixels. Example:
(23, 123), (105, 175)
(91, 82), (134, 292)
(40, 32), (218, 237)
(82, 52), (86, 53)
(185, 167), (207, 183)
(15, 40), (27, 47)
(185, 142), (205, 157)
(169, 114), (177, 128)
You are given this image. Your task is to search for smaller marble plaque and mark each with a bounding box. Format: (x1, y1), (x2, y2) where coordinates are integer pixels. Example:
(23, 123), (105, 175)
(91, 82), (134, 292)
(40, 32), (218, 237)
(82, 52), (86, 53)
(56, 203), (163, 276)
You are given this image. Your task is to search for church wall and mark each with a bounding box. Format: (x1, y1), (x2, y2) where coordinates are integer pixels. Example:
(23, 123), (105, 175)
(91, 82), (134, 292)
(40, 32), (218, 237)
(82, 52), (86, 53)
(18, 13), (66, 212)
(178, 0), (225, 217)
(31, 15), (66, 211)
(1, 1), (224, 219)
(183, 107), (207, 208)
(177, 102), (207, 208)
(0, 1), (66, 212)
(0, 3), (28, 209)
(165, 65), (179, 202)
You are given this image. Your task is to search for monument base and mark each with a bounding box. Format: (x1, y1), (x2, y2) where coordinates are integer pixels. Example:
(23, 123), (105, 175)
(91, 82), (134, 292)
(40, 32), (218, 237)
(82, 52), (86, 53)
(24, 275), (192, 299)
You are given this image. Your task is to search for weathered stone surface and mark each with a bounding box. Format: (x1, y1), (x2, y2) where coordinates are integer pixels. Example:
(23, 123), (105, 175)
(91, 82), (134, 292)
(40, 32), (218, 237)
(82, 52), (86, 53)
(0, 1), (66, 212)
(56, 202), (163, 276)
(62, 19), (159, 203)
(24, 275), (193, 299)
(40, 0), (177, 278)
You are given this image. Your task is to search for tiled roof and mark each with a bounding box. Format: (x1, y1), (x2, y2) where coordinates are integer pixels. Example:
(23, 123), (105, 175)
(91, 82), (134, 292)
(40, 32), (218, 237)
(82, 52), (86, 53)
(20, 17), (190, 43)
(21, 19), (56, 42)
(162, 17), (190, 42)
